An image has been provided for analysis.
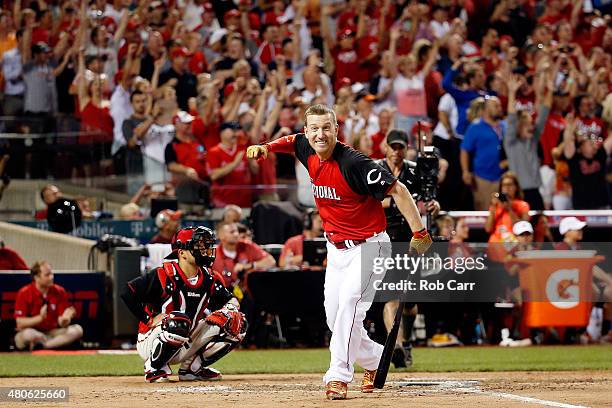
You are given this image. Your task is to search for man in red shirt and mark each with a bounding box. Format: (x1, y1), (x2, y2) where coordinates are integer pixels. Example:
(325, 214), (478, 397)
(13, 261), (83, 350)
(212, 221), (276, 289)
(206, 122), (258, 208)
(279, 209), (324, 268)
(247, 104), (431, 399)
(321, 6), (359, 90)
(0, 235), (28, 270)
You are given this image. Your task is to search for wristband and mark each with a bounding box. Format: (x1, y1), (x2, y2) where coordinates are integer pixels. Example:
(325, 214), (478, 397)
(413, 228), (429, 239)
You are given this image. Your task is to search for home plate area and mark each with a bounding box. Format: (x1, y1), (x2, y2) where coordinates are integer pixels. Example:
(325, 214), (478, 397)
(4, 372), (608, 407)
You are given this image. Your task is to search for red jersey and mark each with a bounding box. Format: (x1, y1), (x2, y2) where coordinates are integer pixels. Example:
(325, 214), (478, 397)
(370, 131), (386, 159)
(255, 41), (282, 66)
(164, 137), (208, 179)
(0, 248), (28, 270)
(540, 111), (565, 167)
(266, 134), (396, 243)
(206, 143), (252, 208)
(212, 241), (270, 286)
(331, 46), (360, 90)
(356, 35), (379, 82)
(14, 283), (70, 332)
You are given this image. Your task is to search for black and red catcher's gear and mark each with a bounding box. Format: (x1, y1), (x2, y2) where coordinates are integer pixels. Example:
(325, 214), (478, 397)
(121, 260), (234, 335)
(165, 226), (216, 268)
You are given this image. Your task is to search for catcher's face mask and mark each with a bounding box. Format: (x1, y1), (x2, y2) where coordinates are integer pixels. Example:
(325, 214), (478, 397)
(166, 226), (216, 268)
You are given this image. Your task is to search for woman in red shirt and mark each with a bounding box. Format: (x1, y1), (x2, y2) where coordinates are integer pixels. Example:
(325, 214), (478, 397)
(77, 50), (114, 178)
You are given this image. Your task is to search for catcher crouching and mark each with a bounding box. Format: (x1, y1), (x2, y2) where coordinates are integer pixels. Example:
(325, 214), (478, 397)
(121, 226), (246, 383)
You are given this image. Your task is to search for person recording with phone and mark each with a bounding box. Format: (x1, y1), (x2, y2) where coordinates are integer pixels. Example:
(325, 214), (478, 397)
(484, 172), (530, 262)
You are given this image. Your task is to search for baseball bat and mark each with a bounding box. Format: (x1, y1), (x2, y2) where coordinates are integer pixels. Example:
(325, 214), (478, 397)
(374, 300), (405, 389)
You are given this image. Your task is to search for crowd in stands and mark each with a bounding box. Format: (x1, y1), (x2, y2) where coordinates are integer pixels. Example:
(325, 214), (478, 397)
(0, 0), (609, 212)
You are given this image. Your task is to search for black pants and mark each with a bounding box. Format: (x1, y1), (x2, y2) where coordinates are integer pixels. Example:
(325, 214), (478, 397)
(523, 188), (544, 210)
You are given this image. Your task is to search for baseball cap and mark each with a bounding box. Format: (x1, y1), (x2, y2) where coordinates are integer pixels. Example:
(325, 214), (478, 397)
(155, 209), (183, 228)
(220, 121), (241, 131)
(170, 47), (190, 59)
(173, 111), (195, 125)
(164, 228), (194, 259)
(203, 2), (213, 12)
(386, 129), (409, 147)
(411, 121), (433, 136)
(355, 91), (376, 103)
(559, 217), (586, 235)
(338, 28), (355, 39)
(32, 42), (51, 54)
(224, 9), (241, 20)
(512, 221), (533, 236)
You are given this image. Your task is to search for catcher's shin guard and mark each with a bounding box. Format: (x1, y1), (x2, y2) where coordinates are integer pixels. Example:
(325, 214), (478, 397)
(148, 312), (192, 370)
(198, 332), (241, 366)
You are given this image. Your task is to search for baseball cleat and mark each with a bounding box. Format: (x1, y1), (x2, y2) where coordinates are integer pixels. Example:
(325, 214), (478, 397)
(391, 346), (407, 368)
(178, 366), (222, 381)
(325, 380), (348, 400)
(145, 370), (170, 383)
(404, 344), (413, 368)
(361, 369), (377, 393)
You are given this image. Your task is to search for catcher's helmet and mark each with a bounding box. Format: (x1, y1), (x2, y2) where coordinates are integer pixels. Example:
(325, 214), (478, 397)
(165, 226), (216, 267)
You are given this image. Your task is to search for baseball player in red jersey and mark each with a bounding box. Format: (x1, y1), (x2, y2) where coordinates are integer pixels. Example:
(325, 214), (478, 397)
(121, 226), (246, 383)
(247, 104), (432, 399)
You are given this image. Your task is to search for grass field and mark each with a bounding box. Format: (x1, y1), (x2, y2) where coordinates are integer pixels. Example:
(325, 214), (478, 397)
(1, 345), (610, 377)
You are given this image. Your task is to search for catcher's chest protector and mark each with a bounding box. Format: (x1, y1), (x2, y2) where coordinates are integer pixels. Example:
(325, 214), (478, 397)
(157, 262), (216, 324)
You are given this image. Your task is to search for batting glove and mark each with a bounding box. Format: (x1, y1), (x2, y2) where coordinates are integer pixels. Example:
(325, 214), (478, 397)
(205, 304), (246, 339)
(410, 228), (433, 255)
(246, 145), (268, 160)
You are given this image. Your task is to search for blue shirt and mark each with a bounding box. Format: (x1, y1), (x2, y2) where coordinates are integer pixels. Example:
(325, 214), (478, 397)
(461, 119), (503, 181)
(442, 68), (487, 136)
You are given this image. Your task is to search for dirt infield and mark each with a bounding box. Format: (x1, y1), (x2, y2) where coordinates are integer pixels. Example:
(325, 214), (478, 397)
(3, 371), (610, 408)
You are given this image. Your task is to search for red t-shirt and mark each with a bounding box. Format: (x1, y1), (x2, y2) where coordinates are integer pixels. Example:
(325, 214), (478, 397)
(540, 111), (565, 167)
(255, 41), (282, 66)
(189, 51), (208, 75)
(356, 35), (379, 82)
(331, 46), (360, 90)
(370, 131), (386, 159)
(0, 248), (28, 270)
(14, 283), (70, 332)
(192, 116), (221, 151)
(206, 143), (252, 208)
(80, 102), (114, 144)
(266, 134), (395, 242)
(165, 137), (208, 179)
(212, 241), (269, 286)
(280, 234), (304, 261)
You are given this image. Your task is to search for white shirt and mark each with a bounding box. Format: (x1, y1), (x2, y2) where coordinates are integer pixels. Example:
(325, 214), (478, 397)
(430, 20), (450, 39)
(180, 0), (204, 31)
(110, 85), (133, 155)
(343, 113), (380, 145)
(433, 93), (459, 140)
(143, 123), (175, 164)
(2, 48), (25, 95)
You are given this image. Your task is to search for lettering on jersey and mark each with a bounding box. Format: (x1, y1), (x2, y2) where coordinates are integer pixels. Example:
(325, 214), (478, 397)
(367, 169), (382, 185)
(187, 292), (201, 298)
(312, 184), (341, 200)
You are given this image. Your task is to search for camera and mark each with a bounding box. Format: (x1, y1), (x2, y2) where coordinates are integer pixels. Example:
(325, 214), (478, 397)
(417, 146), (439, 202)
(497, 192), (508, 202)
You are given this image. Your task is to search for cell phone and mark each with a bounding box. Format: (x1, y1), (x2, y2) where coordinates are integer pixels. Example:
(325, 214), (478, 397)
(498, 192), (508, 202)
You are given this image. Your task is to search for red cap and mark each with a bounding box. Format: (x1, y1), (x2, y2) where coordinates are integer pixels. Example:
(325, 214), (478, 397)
(127, 20), (140, 31)
(500, 34), (514, 44)
(203, 2), (213, 12)
(164, 227), (193, 259)
(339, 77), (352, 88)
(224, 9), (241, 20)
(411, 121), (433, 135)
(170, 47), (190, 59)
(338, 27), (355, 39)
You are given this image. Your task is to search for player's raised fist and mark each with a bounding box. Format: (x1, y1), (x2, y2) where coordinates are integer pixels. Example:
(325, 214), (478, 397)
(246, 145), (268, 160)
(410, 228), (433, 255)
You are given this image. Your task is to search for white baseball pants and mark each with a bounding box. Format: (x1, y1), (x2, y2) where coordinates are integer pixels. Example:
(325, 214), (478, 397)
(323, 231), (391, 384)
